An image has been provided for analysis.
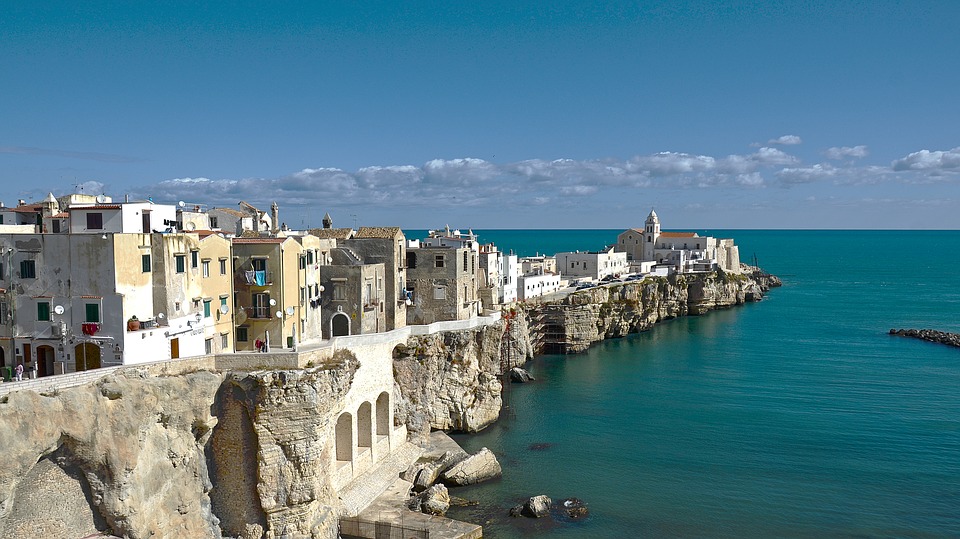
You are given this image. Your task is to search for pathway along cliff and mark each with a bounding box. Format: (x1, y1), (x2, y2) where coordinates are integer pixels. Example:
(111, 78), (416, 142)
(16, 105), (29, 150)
(0, 267), (779, 539)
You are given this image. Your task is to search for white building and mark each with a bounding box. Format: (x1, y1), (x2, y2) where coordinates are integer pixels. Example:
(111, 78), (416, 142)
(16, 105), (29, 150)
(68, 201), (178, 235)
(617, 210), (741, 274)
(517, 272), (563, 300)
(555, 247), (628, 280)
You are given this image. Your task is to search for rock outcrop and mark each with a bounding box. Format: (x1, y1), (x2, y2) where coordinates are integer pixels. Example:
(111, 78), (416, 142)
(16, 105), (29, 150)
(509, 495), (552, 518)
(408, 484), (450, 516)
(439, 447), (502, 486)
(509, 367), (535, 383)
(0, 350), (360, 539)
(392, 322), (511, 435)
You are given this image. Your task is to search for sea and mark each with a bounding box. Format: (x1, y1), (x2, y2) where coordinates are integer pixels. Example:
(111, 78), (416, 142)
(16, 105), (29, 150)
(408, 229), (960, 538)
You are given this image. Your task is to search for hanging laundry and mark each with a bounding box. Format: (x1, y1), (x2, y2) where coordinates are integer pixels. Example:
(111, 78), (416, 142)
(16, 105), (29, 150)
(254, 270), (267, 286)
(244, 270), (256, 284)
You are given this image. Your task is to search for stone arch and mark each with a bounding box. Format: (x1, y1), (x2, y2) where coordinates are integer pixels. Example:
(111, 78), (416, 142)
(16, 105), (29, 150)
(35, 345), (56, 377)
(335, 412), (353, 462)
(75, 343), (101, 371)
(376, 392), (390, 437)
(357, 402), (372, 449)
(331, 312), (350, 337)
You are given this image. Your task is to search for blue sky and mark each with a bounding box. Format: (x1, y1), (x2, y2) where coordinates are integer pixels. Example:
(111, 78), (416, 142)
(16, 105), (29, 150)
(2, 1), (959, 229)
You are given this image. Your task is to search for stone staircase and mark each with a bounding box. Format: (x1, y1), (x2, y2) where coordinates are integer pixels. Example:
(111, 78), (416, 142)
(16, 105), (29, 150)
(339, 441), (423, 517)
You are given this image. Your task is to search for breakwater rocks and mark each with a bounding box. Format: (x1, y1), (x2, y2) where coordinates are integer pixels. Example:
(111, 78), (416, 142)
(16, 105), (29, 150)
(890, 328), (960, 348)
(519, 269), (779, 355)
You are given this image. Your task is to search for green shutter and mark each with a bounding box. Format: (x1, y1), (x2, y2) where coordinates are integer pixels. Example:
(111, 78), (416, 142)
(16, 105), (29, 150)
(142, 254), (151, 272)
(38, 302), (50, 321)
(203, 300), (211, 318)
(85, 303), (100, 323)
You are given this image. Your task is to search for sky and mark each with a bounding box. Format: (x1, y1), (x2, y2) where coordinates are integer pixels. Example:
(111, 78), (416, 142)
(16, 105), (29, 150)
(2, 1), (959, 229)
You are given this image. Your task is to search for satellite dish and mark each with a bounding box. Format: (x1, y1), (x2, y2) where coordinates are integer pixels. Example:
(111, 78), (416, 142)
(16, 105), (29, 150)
(219, 304), (229, 314)
(275, 310), (283, 319)
(96, 194), (107, 204)
(285, 306), (295, 316)
(178, 200), (186, 208)
(53, 305), (64, 315)
(269, 298), (277, 306)
(157, 312), (165, 319)
(186, 222), (196, 231)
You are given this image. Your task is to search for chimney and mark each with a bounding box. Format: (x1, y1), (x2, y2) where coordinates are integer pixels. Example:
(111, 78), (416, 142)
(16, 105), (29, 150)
(270, 201), (279, 235)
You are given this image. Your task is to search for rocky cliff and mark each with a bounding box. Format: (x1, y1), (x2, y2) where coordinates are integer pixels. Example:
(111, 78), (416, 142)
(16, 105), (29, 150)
(392, 320), (530, 438)
(525, 269), (778, 354)
(0, 350), (359, 539)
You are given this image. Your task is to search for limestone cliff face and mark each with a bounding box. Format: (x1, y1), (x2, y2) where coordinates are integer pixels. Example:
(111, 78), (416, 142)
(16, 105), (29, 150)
(393, 321), (517, 437)
(209, 352), (358, 539)
(0, 370), (224, 539)
(526, 271), (774, 354)
(0, 351), (359, 539)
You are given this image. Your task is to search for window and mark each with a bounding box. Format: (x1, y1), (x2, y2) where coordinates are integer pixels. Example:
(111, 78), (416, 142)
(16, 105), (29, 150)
(333, 283), (346, 301)
(221, 333), (229, 349)
(86, 212), (103, 230)
(202, 260), (210, 278)
(205, 338), (213, 355)
(142, 254), (151, 272)
(37, 301), (51, 321)
(20, 260), (36, 279)
(252, 258), (267, 272)
(220, 296), (228, 309)
(0, 301), (8, 323)
(253, 293), (270, 318)
(406, 252), (417, 269)
(203, 299), (211, 318)
(175, 301), (181, 312)
(191, 250), (199, 268)
(85, 303), (100, 323)
(463, 252), (468, 271)
(307, 250), (315, 264)
(365, 283), (372, 304)
(237, 327), (248, 342)
(175, 255), (186, 273)
(434, 286), (446, 300)
(435, 255), (445, 268)
(0, 261), (4, 279)
(219, 259), (227, 275)
(210, 216), (218, 228)
(52, 220), (61, 233)
(299, 255), (306, 269)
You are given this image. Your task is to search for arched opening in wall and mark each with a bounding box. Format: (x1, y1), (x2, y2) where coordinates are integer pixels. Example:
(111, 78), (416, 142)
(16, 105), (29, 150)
(376, 392), (390, 437)
(35, 345), (55, 377)
(75, 343), (101, 371)
(357, 402), (372, 449)
(335, 412), (353, 463)
(331, 313), (350, 337)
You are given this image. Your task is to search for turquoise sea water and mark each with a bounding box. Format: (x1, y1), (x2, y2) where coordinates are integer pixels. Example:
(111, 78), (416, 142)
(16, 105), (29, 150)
(436, 230), (960, 538)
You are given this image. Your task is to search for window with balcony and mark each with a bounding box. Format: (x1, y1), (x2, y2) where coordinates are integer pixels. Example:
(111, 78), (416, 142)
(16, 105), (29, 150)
(85, 303), (100, 323)
(253, 293), (270, 318)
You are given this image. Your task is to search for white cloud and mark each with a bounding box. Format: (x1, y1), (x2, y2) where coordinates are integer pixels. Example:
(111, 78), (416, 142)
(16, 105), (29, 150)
(776, 164), (837, 185)
(766, 135), (803, 146)
(891, 147), (960, 172)
(824, 145), (869, 160)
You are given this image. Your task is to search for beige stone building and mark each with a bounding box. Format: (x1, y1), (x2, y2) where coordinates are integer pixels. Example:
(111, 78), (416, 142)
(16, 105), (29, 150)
(617, 210), (741, 274)
(405, 244), (479, 325)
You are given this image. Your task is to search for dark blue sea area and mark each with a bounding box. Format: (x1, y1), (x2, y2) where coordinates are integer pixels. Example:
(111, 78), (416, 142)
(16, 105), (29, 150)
(422, 229), (960, 538)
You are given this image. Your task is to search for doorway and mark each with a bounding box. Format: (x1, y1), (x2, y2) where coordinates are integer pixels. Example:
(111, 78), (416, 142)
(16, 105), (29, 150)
(74, 343), (101, 371)
(36, 345), (55, 377)
(171, 338), (180, 359)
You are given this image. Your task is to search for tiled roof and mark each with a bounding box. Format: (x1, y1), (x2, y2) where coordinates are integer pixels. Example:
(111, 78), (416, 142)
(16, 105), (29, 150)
(51, 212), (69, 218)
(355, 226), (402, 239)
(659, 232), (698, 238)
(308, 228), (354, 240)
(7, 205), (43, 213)
(210, 207), (246, 218)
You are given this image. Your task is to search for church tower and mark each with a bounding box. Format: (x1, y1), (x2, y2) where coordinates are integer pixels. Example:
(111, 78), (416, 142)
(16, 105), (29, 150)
(642, 209), (660, 261)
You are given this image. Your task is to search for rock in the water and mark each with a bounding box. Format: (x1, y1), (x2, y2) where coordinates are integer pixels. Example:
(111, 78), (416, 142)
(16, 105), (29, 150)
(409, 484), (450, 516)
(439, 447), (502, 486)
(890, 328), (960, 348)
(560, 497), (589, 519)
(413, 463), (441, 492)
(512, 495), (551, 518)
(449, 496), (479, 507)
(509, 367), (536, 383)
(528, 442), (552, 451)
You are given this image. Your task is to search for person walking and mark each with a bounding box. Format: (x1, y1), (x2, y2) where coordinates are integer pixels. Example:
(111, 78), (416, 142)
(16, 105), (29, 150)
(14, 362), (23, 382)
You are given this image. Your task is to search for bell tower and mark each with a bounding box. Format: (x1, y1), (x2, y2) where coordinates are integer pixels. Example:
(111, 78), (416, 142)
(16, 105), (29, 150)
(642, 209), (660, 261)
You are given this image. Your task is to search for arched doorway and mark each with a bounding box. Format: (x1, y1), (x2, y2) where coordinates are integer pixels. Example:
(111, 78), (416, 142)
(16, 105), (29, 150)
(335, 413), (353, 463)
(376, 392), (390, 438)
(36, 345), (56, 377)
(75, 343), (101, 372)
(0, 346), (5, 369)
(331, 313), (350, 337)
(357, 402), (372, 450)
